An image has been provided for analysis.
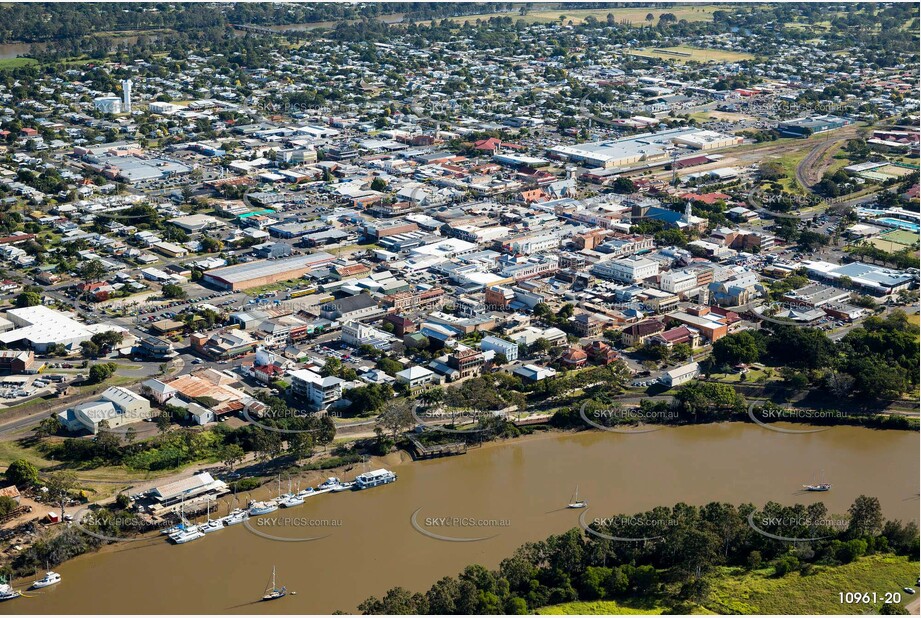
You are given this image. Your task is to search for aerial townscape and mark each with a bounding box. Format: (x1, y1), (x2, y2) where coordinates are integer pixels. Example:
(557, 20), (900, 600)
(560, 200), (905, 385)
(0, 2), (917, 617)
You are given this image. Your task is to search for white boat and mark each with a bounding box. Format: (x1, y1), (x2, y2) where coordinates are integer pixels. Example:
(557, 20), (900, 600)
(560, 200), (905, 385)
(317, 477), (343, 490)
(0, 579), (19, 602)
(262, 566), (287, 602)
(221, 509), (248, 526)
(169, 527), (205, 544)
(567, 486), (587, 509)
(279, 494), (304, 508)
(201, 499), (224, 533)
(354, 469), (397, 490)
(248, 500), (278, 516)
(201, 520), (225, 534)
(296, 487), (316, 498)
(803, 471), (831, 492)
(331, 481), (354, 492)
(31, 572), (61, 589)
(161, 523), (187, 535)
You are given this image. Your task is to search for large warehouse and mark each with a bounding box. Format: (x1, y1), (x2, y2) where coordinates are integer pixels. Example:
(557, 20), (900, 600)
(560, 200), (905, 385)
(203, 252), (336, 290)
(0, 306), (129, 353)
(548, 127), (740, 169)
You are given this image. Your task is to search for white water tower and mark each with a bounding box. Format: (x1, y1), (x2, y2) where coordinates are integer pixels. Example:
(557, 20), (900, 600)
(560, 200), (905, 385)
(121, 79), (133, 113)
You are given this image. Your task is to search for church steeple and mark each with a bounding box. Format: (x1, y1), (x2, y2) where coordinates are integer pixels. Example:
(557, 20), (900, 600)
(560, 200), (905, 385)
(683, 200), (692, 222)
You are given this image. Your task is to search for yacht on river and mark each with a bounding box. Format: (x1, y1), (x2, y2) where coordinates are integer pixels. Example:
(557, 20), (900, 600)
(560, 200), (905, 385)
(353, 469), (397, 490)
(31, 572), (62, 589)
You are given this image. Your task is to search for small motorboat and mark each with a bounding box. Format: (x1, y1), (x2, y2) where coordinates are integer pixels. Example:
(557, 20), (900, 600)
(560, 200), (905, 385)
(31, 572), (62, 589)
(803, 483), (832, 492)
(317, 477), (342, 490)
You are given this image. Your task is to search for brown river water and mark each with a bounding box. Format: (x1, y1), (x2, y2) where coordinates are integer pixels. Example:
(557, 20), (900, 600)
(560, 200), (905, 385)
(4, 424), (918, 614)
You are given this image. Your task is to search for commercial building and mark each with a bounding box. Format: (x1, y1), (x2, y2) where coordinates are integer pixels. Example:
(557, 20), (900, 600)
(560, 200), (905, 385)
(395, 366), (436, 392)
(479, 336), (519, 362)
(341, 321), (394, 351)
(203, 252), (335, 291)
(660, 269), (699, 295)
(548, 127), (738, 169)
(447, 347), (484, 379)
(190, 329), (257, 360)
(671, 130), (743, 150)
(802, 260), (913, 296)
(288, 369), (344, 412)
(777, 115), (851, 138)
(320, 294), (384, 321)
(592, 256), (659, 283)
(58, 386), (153, 434)
(0, 350), (38, 375)
(0, 306), (128, 353)
(665, 306), (730, 342)
(659, 362), (700, 387)
(148, 472), (229, 509)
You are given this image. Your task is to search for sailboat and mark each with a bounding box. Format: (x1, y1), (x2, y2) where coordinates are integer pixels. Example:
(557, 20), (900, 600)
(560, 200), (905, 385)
(200, 498), (225, 533)
(803, 471), (831, 492)
(567, 486), (587, 509)
(262, 566), (287, 601)
(279, 480), (305, 508)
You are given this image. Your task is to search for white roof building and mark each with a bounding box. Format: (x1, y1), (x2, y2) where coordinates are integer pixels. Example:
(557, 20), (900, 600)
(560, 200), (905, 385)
(0, 306), (128, 353)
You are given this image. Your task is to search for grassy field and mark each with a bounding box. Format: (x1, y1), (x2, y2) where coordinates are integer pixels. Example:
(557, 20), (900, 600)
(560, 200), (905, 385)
(0, 57), (38, 70)
(705, 555), (919, 615)
(629, 45), (754, 63)
(538, 555), (918, 615)
(421, 5), (731, 27)
(537, 599), (675, 615)
(908, 313), (920, 327)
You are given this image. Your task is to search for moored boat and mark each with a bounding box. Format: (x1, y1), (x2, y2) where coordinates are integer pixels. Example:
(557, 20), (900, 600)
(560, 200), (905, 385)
(279, 494), (304, 508)
(262, 566), (287, 602)
(31, 571), (62, 589)
(169, 527), (205, 544)
(221, 509), (248, 526)
(353, 469), (397, 490)
(248, 500), (279, 516)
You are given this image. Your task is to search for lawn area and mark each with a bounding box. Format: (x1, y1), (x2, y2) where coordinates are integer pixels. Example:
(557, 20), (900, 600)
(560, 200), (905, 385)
(0, 439), (54, 471)
(907, 313), (920, 328)
(422, 5), (731, 27)
(710, 368), (777, 384)
(537, 599), (675, 615)
(760, 146), (814, 194)
(629, 45), (754, 63)
(704, 554), (919, 615)
(0, 57), (38, 70)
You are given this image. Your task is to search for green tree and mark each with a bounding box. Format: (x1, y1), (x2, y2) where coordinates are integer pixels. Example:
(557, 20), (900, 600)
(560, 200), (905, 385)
(161, 283), (186, 299)
(4, 459), (40, 488)
(376, 398), (415, 440)
(15, 291), (41, 308)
